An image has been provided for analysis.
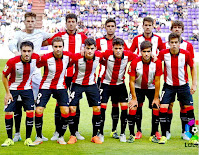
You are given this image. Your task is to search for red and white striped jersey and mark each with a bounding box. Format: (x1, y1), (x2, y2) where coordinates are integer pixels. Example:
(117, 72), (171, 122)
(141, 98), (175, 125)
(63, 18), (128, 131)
(128, 57), (162, 89)
(101, 50), (137, 85)
(96, 36), (129, 78)
(37, 51), (73, 89)
(47, 31), (87, 77)
(130, 34), (165, 56)
(71, 51), (104, 85)
(158, 49), (194, 86)
(2, 53), (39, 90)
(164, 39), (194, 59)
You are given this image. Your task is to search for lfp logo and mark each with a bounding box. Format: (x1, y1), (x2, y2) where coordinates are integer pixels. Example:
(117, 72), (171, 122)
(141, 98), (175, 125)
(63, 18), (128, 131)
(184, 119), (198, 139)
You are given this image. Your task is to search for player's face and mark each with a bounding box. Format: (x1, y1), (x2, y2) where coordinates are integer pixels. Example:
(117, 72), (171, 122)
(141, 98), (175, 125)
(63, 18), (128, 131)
(169, 38), (180, 51)
(84, 44), (96, 60)
(143, 21), (154, 35)
(24, 17), (36, 32)
(141, 47), (152, 62)
(66, 18), (77, 31)
(113, 44), (124, 58)
(21, 46), (33, 62)
(105, 22), (116, 35)
(53, 41), (64, 58)
(171, 26), (183, 35)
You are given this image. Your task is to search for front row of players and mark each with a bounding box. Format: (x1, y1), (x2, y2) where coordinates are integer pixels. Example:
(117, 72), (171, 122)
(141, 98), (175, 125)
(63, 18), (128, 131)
(2, 34), (196, 146)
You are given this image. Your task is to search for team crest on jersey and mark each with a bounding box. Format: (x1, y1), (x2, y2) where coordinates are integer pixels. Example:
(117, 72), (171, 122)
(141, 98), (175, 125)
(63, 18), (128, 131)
(3, 64), (8, 72)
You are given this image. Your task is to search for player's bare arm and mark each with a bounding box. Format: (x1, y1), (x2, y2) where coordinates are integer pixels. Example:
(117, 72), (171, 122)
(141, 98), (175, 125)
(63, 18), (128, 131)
(190, 65), (197, 95)
(2, 73), (13, 105)
(129, 76), (138, 109)
(152, 76), (160, 109)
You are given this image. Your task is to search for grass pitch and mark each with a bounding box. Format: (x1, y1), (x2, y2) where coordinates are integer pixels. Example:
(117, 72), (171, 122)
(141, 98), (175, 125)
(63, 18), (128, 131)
(0, 59), (198, 155)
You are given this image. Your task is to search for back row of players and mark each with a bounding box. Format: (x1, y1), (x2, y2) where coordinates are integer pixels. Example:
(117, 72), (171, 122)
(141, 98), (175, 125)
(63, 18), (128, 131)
(1, 12), (197, 146)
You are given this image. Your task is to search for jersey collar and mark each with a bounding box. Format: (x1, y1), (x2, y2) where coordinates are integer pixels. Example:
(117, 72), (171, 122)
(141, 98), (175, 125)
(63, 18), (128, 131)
(104, 35), (116, 40)
(142, 33), (154, 38)
(169, 49), (180, 56)
(66, 29), (77, 35)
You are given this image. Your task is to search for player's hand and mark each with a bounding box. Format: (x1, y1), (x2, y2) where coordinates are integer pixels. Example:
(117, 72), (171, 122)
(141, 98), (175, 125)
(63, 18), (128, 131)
(4, 92), (13, 105)
(152, 98), (160, 109)
(190, 84), (197, 94)
(152, 54), (158, 62)
(129, 99), (138, 110)
(80, 49), (85, 56)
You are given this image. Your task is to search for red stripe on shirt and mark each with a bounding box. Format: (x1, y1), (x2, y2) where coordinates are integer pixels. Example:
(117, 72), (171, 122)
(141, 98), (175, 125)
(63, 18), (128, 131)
(82, 60), (93, 85)
(110, 58), (121, 85)
(141, 63), (149, 89)
(171, 55), (179, 86)
(17, 63), (30, 90)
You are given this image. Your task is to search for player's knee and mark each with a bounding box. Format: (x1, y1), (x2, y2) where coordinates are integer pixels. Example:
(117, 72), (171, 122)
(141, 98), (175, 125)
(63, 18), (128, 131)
(35, 107), (44, 115)
(69, 106), (76, 113)
(160, 104), (169, 109)
(120, 103), (128, 110)
(93, 106), (100, 112)
(60, 106), (69, 114)
(168, 102), (174, 109)
(5, 112), (13, 116)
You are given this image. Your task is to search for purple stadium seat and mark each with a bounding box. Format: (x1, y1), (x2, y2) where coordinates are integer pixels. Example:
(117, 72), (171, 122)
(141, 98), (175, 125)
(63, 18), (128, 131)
(27, 5), (32, 9)
(46, 2), (50, 6)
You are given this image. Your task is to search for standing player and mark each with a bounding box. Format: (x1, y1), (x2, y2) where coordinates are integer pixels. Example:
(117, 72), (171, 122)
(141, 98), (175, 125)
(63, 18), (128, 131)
(67, 38), (104, 144)
(8, 12), (53, 142)
(2, 41), (39, 147)
(164, 21), (196, 140)
(99, 38), (137, 142)
(96, 18), (129, 139)
(129, 17), (165, 139)
(128, 41), (162, 143)
(43, 13), (87, 141)
(158, 33), (197, 144)
(34, 37), (73, 145)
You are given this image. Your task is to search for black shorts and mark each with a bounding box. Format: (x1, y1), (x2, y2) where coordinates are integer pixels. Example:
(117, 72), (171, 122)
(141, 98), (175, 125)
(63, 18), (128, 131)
(100, 83), (128, 103)
(65, 77), (73, 91)
(36, 89), (69, 107)
(129, 88), (155, 109)
(160, 83), (193, 106)
(4, 89), (34, 112)
(69, 83), (101, 107)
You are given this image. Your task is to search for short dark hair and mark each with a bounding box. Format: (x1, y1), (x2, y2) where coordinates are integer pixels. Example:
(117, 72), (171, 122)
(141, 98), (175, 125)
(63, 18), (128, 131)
(20, 41), (34, 50)
(140, 41), (152, 51)
(112, 38), (124, 46)
(143, 17), (154, 25)
(105, 18), (116, 26)
(168, 33), (180, 42)
(84, 38), (96, 46)
(24, 12), (36, 19)
(65, 13), (77, 22)
(52, 37), (64, 46)
(170, 20), (184, 31)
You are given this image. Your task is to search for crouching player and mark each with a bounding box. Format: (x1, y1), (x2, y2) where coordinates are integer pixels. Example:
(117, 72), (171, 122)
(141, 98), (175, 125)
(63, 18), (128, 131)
(2, 41), (39, 147)
(158, 33), (197, 144)
(98, 38), (137, 142)
(34, 37), (73, 145)
(128, 41), (162, 143)
(67, 38), (104, 144)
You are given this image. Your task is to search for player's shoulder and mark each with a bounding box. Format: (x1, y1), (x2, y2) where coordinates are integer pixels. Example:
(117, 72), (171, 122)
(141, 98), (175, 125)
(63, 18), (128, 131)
(32, 53), (40, 59)
(104, 49), (113, 55)
(53, 32), (67, 37)
(78, 32), (87, 37)
(8, 56), (21, 64)
(42, 52), (53, 59)
(180, 49), (190, 55)
(182, 40), (193, 46)
(153, 34), (162, 39)
(95, 51), (103, 57)
(132, 56), (142, 64)
(154, 58), (162, 65)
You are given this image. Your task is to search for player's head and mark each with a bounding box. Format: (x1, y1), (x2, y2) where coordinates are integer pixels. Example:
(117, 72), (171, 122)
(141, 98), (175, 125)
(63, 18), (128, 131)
(170, 20), (184, 36)
(24, 12), (37, 32)
(52, 37), (64, 58)
(105, 18), (116, 36)
(142, 17), (154, 35)
(20, 41), (34, 62)
(84, 38), (96, 60)
(168, 33), (180, 51)
(65, 13), (77, 32)
(140, 41), (152, 62)
(112, 38), (124, 58)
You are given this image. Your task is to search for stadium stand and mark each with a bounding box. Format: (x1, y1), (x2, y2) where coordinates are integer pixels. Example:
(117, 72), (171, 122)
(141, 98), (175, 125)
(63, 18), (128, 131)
(0, 0), (198, 54)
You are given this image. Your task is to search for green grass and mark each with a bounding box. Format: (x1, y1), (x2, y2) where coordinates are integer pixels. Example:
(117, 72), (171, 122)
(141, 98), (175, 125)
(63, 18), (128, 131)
(0, 59), (198, 155)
